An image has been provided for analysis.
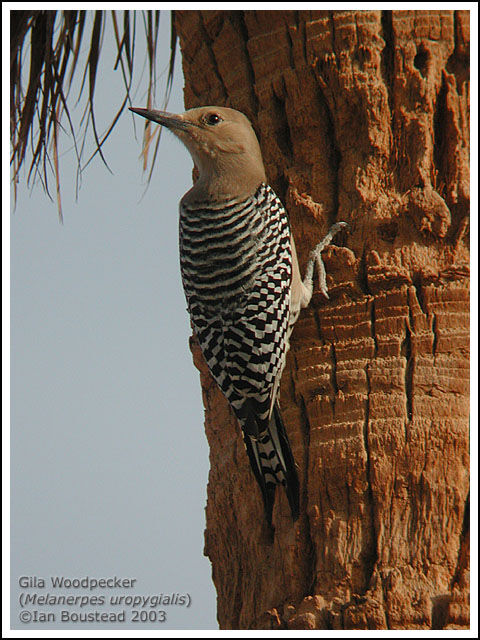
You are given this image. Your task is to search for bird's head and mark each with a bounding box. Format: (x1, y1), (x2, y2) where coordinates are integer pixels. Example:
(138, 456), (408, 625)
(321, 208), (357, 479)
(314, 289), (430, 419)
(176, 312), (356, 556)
(129, 105), (267, 201)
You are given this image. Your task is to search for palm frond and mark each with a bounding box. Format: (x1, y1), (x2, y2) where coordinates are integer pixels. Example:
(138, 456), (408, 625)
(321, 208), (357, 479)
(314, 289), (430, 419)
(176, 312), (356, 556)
(10, 9), (177, 218)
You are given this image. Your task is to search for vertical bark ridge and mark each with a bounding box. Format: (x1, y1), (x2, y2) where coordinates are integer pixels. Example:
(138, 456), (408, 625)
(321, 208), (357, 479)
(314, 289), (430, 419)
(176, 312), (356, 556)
(175, 9), (469, 629)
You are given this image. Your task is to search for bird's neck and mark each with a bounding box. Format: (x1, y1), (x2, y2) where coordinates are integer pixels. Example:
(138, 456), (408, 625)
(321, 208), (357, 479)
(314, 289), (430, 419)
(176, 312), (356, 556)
(182, 155), (266, 207)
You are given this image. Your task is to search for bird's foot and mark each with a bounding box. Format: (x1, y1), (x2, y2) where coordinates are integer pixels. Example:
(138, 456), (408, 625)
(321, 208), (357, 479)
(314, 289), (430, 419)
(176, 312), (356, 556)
(303, 221), (349, 299)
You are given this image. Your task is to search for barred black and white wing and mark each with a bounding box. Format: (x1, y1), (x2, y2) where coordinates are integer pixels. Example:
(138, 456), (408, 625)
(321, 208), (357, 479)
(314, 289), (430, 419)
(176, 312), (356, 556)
(179, 183), (299, 524)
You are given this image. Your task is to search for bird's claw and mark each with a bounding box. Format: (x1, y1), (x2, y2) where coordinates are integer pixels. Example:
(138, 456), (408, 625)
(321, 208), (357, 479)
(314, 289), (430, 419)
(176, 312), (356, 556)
(310, 221), (348, 298)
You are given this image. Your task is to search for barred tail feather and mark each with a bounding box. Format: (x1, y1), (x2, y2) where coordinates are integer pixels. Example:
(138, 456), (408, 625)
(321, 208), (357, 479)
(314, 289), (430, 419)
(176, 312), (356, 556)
(243, 401), (300, 525)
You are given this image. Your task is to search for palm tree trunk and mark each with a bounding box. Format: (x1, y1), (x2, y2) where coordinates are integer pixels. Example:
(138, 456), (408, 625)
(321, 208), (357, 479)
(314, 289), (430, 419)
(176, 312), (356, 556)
(174, 9), (470, 630)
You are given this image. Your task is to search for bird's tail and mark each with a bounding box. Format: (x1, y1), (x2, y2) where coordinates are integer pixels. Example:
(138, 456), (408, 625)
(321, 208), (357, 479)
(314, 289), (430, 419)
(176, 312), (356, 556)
(243, 401), (299, 525)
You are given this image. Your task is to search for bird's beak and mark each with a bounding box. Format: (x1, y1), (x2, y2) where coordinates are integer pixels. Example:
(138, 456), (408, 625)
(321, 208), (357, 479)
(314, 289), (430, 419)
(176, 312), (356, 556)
(129, 107), (190, 131)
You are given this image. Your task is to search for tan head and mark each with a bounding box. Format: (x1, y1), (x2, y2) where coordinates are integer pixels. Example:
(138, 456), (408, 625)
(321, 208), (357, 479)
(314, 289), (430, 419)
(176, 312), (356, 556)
(129, 106), (266, 203)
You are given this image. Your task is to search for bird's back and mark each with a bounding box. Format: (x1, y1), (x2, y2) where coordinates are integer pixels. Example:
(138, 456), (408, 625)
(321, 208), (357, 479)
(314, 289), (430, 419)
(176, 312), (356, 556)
(179, 183), (299, 523)
(179, 183), (291, 308)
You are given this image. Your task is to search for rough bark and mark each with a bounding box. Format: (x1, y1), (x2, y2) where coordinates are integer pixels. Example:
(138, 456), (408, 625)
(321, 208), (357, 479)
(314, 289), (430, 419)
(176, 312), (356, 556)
(174, 9), (470, 630)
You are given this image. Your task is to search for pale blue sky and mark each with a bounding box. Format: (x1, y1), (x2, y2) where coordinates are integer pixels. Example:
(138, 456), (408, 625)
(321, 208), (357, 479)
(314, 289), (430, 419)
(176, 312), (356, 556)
(10, 11), (217, 630)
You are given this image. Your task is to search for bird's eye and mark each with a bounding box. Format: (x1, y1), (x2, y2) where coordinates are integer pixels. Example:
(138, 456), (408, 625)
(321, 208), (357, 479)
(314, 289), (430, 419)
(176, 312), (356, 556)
(205, 113), (223, 126)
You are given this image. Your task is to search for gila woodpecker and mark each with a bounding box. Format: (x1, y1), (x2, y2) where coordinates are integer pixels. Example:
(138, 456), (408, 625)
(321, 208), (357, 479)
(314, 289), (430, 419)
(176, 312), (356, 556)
(130, 105), (347, 526)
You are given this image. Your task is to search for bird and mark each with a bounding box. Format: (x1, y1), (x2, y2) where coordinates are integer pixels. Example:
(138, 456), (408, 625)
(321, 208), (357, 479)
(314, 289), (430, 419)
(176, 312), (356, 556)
(129, 105), (347, 526)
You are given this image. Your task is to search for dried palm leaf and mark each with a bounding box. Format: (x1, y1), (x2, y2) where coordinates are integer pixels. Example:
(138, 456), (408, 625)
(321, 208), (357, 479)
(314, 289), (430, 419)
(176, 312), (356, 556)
(10, 9), (177, 219)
